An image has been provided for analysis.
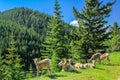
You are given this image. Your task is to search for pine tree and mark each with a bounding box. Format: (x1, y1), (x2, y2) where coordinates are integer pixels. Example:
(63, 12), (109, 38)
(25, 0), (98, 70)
(111, 22), (120, 37)
(70, 40), (81, 62)
(0, 50), (5, 79)
(42, 0), (69, 72)
(105, 22), (120, 51)
(2, 34), (25, 80)
(73, 0), (115, 62)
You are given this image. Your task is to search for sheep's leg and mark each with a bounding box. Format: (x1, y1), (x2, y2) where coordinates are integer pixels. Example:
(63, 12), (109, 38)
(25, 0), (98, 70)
(47, 68), (51, 74)
(37, 70), (42, 76)
(98, 57), (101, 64)
(37, 70), (39, 76)
(107, 57), (110, 64)
(61, 66), (66, 72)
(92, 60), (95, 65)
(92, 60), (96, 68)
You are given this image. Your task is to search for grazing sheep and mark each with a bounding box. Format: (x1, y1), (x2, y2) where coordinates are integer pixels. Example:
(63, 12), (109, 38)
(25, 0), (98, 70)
(33, 58), (51, 76)
(88, 53), (101, 64)
(99, 53), (110, 63)
(88, 52), (110, 64)
(58, 58), (74, 72)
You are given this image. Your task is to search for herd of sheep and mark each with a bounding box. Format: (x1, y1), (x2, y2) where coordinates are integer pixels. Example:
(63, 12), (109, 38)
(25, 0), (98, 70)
(33, 52), (110, 76)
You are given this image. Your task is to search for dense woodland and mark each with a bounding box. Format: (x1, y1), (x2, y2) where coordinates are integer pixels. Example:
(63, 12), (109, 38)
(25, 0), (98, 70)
(0, 0), (120, 80)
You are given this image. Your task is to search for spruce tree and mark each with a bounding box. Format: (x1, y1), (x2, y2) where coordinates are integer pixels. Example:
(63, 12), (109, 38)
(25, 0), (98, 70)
(111, 22), (120, 37)
(0, 50), (5, 79)
(2, 34), (25, 80)
(73, 0), (115, 62)
(105, 22), (120, 51)
(42, 0), (69, 72)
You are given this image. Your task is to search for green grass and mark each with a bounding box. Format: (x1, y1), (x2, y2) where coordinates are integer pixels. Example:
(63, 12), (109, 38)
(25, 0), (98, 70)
(26, 52), (120, 80)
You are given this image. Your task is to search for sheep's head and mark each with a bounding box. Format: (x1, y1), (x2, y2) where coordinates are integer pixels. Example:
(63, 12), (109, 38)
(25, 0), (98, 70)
(58, 58), (67, 66)
(68, 58), (74, 65)
(33, 58), (39, 64)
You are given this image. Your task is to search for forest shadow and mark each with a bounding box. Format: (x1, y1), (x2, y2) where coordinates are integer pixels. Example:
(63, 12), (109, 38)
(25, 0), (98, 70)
(95, 67), (106, 70)
(46, 74), (67, 79)
(71, 70), (81, 74)
(45, 70), (81, 79)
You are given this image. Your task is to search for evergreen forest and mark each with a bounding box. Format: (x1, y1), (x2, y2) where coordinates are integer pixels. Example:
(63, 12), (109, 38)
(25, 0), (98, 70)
(0, 0), (120, 80)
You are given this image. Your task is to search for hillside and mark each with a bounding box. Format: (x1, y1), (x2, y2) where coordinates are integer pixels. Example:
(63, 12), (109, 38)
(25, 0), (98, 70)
(0, 7), (74, 70)
(0, 7), (51, 40)
(0, 8), (53, 69)
(26, 52), (120, 80)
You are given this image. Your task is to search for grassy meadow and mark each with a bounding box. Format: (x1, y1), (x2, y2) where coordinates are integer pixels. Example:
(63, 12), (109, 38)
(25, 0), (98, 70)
(26, 52), (120, 80)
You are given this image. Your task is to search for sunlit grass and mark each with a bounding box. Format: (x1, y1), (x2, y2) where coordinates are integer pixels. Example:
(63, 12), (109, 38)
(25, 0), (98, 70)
(26, 52), (120, 80)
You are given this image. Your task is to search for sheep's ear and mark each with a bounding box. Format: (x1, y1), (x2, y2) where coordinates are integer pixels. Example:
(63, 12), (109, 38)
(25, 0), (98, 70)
(62, 58), (66, 63)
(33, 58), (35, 61)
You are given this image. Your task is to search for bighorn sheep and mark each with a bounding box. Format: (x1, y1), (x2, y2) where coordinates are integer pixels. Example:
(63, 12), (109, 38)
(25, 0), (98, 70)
(88, 53), (101, 63)
(68, 58), (74, 65)
(74, 62), (95, 69)
(100, 53), (110, 63)
(83, 63), (95, 68)
(88, 52), (110, 64)
(33, 58), (51, 76)
(58, 58), (74, 72)
(74, 63), (81, 69)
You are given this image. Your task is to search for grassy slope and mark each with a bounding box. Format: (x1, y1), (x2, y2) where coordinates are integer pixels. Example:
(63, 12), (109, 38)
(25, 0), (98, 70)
(26, 52), (120, 80)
